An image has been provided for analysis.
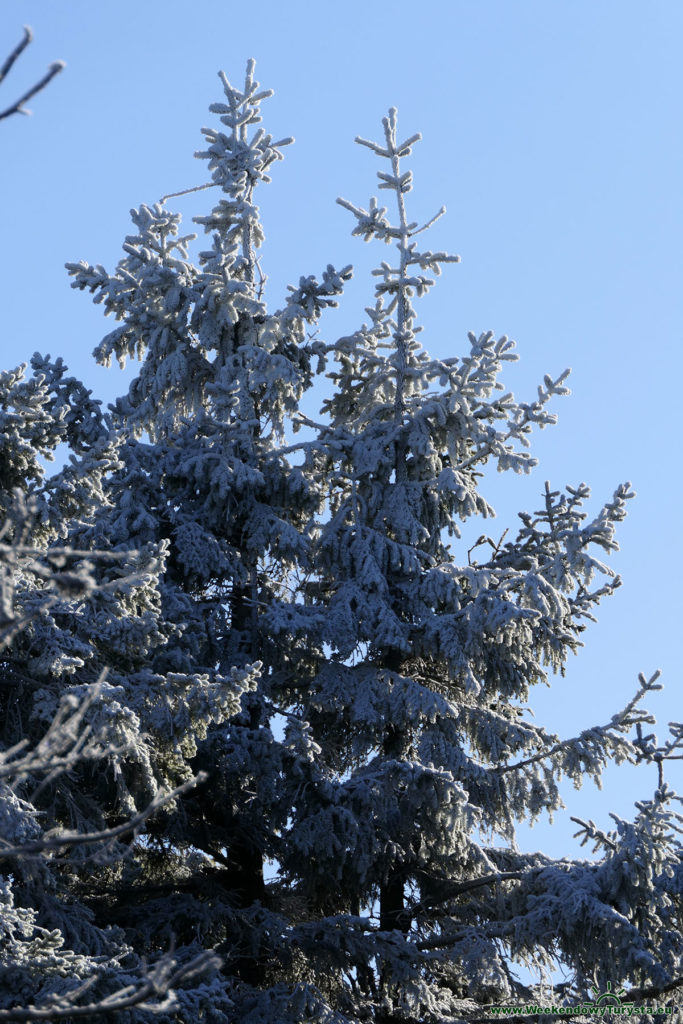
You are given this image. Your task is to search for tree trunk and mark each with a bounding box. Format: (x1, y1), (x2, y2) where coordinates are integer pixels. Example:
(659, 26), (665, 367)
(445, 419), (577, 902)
(225, 574), (265, 985)
(378, 656), (411, 1020)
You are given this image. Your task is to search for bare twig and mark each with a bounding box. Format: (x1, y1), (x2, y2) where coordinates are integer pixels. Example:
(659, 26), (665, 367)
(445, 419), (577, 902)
(0, 27), (65, 122)
(159, 181), (217, 203)
(0, 25), (33, 83)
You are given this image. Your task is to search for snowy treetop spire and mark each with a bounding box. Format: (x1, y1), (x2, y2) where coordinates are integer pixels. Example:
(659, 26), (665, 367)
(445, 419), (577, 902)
(196, 58), (293, 194)
(338, 107), (460, 427)
(194, 59), (293, 287)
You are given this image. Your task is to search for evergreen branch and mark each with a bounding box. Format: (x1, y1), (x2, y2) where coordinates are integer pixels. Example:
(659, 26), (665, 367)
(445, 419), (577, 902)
(495, 735), (583, 776)
(569, 816), (618, 852)
(0, 493), (159, 651)
(433, 869), (527, 900)
(0, 673), (138, 801)
(0, 544), (129, 561)
(411, 870), (529, 914)
(625, 973), (683, 1003)
(0, 947), (220, 1021)
(0, 774), (207, 860)
(2, 702), (101, 786)
(450, 369), (569, 475)
(416, 921), (512, 951)
(496, 673), (658, 777)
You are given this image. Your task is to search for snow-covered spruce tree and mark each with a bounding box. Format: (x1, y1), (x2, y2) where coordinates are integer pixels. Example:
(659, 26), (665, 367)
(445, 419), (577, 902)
(1, 36), (229, 1016)
(60, 60), (351, 1019)
(258, 111), (683, 1019)
(0, 366), (225, 1016)
(4, 59), (682, 1022)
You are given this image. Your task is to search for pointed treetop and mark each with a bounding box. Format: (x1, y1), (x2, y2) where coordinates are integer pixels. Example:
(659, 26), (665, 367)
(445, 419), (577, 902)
(196, 59), (293, 195)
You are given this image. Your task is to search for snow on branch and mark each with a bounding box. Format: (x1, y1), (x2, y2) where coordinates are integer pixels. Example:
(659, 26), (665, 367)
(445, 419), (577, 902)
(0, 946), (220, 1021)
(0, 773), (207, 861)
(497, 670), (661, 781)
(0, 496), (218, 1016)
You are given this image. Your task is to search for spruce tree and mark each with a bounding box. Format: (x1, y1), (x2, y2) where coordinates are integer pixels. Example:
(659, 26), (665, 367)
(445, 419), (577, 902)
(0, 360), (225, 1016)
(2, 60), (683, 1022)
(271, 108), (683, 1020)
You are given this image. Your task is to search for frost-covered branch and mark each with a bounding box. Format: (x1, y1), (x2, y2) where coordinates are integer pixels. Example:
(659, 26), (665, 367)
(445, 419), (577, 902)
(410, 869), (530, 915)
(0, 27), (64, 122)
(497, 670), (661, 778)
(570, 815), (618, 852)
(337, 110), (459, 440)
(0, 774), (206, 861)
(0, 506), (219, 1015)
(0, 947), (220, 1021)
(0, 488), (161, 652)
(194, 58), (293, 286)
(0, 675), (118, 790)
(626, 973), (683, 1003)
(0, 543), (145, 652)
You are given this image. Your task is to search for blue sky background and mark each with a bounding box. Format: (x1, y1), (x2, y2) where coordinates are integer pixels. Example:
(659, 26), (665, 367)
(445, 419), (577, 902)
(1, 1), (681, 861)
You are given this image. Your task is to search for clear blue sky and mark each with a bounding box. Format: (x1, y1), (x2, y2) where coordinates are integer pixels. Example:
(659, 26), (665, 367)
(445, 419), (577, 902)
(2, 0), (681, 859)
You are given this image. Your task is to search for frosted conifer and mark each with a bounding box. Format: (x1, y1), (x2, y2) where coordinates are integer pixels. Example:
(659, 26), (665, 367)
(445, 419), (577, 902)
(2, 60), (683, 1023)
(268, 110), (683, 1021)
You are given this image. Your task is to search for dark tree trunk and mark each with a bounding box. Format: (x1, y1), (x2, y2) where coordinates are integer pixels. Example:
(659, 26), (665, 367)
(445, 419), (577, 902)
(377, 651), (412, 1021)
(225, 573), (265, 985)
(226, 826), (266, 985)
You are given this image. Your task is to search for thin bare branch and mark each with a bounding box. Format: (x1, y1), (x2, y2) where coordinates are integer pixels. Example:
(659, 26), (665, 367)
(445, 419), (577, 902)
(0, 26), (65, 122)
(0, 26), (32, 84)
(159, 181), (217, 203)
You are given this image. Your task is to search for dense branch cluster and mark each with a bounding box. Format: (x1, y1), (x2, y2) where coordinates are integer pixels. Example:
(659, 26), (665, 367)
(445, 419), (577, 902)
(2, 53), (683, 1023)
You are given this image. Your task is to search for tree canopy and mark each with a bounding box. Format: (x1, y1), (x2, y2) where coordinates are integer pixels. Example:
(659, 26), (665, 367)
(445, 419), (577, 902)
(2, 58), (682, 1023)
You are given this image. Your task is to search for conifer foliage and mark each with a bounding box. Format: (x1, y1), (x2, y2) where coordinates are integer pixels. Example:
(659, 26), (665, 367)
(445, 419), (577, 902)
(2, 60), (683, 1022)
